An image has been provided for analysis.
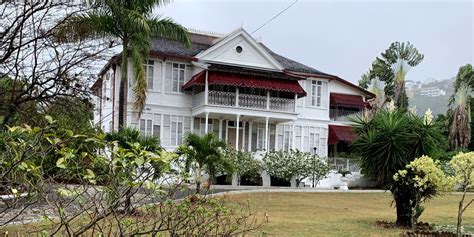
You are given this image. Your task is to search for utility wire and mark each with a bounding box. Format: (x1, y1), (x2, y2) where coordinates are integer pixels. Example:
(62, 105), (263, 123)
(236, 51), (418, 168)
(251, 0), (298, 35)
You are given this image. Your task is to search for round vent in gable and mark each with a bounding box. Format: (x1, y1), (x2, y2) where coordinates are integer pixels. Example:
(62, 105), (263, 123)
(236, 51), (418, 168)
(235, 45), (243, 53)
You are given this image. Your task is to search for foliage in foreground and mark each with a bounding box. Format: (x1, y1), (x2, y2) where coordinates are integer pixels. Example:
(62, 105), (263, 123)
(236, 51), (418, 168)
(0, 119), (263, 235)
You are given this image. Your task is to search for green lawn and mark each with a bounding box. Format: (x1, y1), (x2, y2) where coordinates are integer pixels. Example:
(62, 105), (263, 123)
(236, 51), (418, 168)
(224, 192), (474, 236)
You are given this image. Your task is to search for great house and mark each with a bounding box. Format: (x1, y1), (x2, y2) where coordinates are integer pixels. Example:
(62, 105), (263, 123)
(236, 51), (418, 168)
(91, 28), (374, 187)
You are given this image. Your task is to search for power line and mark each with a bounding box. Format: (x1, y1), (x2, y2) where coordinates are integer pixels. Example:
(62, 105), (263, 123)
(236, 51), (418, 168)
(251, 0), (298, 35)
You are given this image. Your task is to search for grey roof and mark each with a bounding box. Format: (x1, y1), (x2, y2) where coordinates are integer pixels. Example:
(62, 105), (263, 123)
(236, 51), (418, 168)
(148, 33), (332, 77)
(149, 37), (209, 57)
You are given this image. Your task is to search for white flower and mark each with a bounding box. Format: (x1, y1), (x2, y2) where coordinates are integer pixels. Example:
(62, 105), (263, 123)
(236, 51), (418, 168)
(423, 108), (433, 125)
(387, 100), (396, 111)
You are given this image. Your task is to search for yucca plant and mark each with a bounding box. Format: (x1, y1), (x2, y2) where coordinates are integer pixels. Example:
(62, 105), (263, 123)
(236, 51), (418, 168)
(448, 83), (471, 150)
(56, 0), (191, 127)
(351, 109), (446, 227)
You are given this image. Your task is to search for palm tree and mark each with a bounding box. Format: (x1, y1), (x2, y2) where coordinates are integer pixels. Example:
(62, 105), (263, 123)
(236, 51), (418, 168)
(56, 0), (190, 128)
(178, 133), (233, 193)
(351, 109), (445, 227)
(448, 83), (471, 150)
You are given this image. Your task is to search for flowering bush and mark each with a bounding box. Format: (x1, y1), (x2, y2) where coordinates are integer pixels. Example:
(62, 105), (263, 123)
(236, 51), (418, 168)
(263, 150), (330, 187)
(393, 156), (455, 228)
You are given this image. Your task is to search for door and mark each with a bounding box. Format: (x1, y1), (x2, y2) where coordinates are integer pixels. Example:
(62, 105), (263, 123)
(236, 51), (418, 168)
(227, 127), (244, 149)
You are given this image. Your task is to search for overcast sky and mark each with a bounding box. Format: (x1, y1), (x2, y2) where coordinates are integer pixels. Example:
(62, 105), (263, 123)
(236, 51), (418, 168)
(159, 0), (473, 84)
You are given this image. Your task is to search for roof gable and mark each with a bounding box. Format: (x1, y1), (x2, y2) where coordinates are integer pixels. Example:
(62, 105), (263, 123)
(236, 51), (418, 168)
(196, 28), (284, 71)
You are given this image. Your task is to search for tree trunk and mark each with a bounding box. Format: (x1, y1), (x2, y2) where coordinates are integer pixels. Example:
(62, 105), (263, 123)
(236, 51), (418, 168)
(394, 194), (412, 227)
(195, 166), (201, 194)
(118, 41), (129, 130)
(457, 200), (463, 237)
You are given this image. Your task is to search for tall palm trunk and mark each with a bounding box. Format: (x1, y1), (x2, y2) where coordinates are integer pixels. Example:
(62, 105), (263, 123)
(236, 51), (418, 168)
(195, 166), (202, 194)
(118, 41), (129, 130)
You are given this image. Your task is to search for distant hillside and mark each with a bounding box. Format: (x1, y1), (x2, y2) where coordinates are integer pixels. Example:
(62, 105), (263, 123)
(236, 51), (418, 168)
(408, 78), (454, 116)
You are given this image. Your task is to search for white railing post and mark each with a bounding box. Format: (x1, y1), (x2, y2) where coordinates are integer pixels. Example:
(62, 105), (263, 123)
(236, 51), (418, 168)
(204, 70), (209, 105)
(266, 91), (270, 110)
(236, 88), (239, 107)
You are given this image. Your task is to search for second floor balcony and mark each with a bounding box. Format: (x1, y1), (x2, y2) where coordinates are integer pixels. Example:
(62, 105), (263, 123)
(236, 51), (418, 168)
(193, 89), (297, 112)
(184, 65), (306, 114)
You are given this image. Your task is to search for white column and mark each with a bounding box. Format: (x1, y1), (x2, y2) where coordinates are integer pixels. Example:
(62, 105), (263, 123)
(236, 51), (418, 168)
(248, 122), (253, 152)
(266, 91), (270, 110)
(265, 117), (269, 151)
(235, 115), (240, 150)
(205, 112), (209, 134)
(204, 70), (209, 105)
(242, 121), (246, 150)
(235, 87), (239, 107)
(190, 116), (194, 133)
(292, 121), (296, 149)
(218, 119), (223, 139)
(294, 94), (298, 112)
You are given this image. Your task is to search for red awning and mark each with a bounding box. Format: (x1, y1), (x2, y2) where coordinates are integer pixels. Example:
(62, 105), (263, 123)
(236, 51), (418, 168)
(328, 125), (357, 145)
(182, 71), (306, 96)
(330, 93), (368, 108)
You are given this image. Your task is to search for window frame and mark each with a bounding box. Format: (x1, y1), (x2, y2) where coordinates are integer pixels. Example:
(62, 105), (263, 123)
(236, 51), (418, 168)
(310, 80), (323, 107)
(171, 62), (187, 93)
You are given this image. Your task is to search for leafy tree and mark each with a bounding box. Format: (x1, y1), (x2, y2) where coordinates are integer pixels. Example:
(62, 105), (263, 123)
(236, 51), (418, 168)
(57, 0), (191, 127)
(223, 149), (263, 185)
(449, 152), (474, 237)
(452, 64), (474, 94)
(178, 133), (232, 193)
(351, 109), (446, 227)
(448, 83), (471, 150)
(263, 150), (330, 187)
(360, 42), (424, 109)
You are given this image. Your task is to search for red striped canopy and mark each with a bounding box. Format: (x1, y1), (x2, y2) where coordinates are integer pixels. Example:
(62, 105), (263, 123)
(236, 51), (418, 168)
(328, 125), (357, 145)
(330, 93), (368, 108)
(182, 71), (306, 96)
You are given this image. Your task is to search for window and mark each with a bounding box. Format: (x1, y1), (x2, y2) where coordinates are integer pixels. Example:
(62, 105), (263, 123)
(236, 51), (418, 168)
(311, 80), (322, 107)
(145, 60), (154, 90)
(163, 115), (191, 146)
(140, 119), (153, 136)
(172, 63), (186, 93)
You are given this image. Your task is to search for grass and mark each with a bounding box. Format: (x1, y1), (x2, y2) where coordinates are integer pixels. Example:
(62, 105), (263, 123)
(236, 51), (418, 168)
(223, 192), (474, 237)
(2, 192), (472, 236)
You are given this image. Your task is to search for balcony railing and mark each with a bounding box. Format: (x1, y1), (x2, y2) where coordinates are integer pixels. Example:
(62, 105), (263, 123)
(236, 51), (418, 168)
(198, 90), (296, 112)
(330, 108), (362, 122)
(328, 157), (360, 172)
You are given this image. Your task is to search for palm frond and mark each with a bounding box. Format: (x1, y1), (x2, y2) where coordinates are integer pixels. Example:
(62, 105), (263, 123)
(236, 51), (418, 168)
(148, 17), (191, 48)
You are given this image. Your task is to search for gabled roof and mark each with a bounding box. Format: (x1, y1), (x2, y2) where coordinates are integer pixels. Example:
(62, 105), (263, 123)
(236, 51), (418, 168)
(96, 28), (374, 97)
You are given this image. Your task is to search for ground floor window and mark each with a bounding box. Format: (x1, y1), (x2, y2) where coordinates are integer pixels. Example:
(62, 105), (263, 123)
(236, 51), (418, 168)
(134, 112), (190, 147)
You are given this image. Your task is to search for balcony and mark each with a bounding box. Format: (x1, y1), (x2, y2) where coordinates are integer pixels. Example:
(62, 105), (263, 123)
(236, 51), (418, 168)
(194, 90), (296, 113)
(330, 108), (362, 122)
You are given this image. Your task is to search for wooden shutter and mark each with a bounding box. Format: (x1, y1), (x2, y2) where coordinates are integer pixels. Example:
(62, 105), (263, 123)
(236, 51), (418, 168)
(165, 62), (172, 92)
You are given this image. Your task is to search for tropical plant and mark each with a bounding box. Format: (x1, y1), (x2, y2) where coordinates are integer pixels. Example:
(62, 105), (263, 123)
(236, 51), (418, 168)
(56, 0), (191, 127)
(178, 133), (232, 193)
(337, 169), (351, 178)
(351, 108), (446, 227)
(393, 156), (454, 228)
(452, 64), (474, 94)
(449, 152), (474, 237)
(360, 42), (424, 110)
(448, 83), (471, 150)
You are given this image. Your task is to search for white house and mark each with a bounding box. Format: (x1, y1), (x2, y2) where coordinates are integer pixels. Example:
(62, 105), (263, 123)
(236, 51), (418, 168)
(91, 28), (375, 188)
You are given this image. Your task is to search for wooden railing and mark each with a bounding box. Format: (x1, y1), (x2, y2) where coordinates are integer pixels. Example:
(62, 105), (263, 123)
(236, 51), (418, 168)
(330, 108), (362, 122)
(203, 91), (295, 112)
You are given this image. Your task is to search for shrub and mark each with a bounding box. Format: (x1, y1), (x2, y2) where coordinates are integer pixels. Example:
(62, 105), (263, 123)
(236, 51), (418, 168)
(263, 149), (330, 187)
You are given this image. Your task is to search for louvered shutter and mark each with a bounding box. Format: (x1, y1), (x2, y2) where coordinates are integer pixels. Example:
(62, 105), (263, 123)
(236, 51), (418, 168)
(165, 62), (172, 92)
